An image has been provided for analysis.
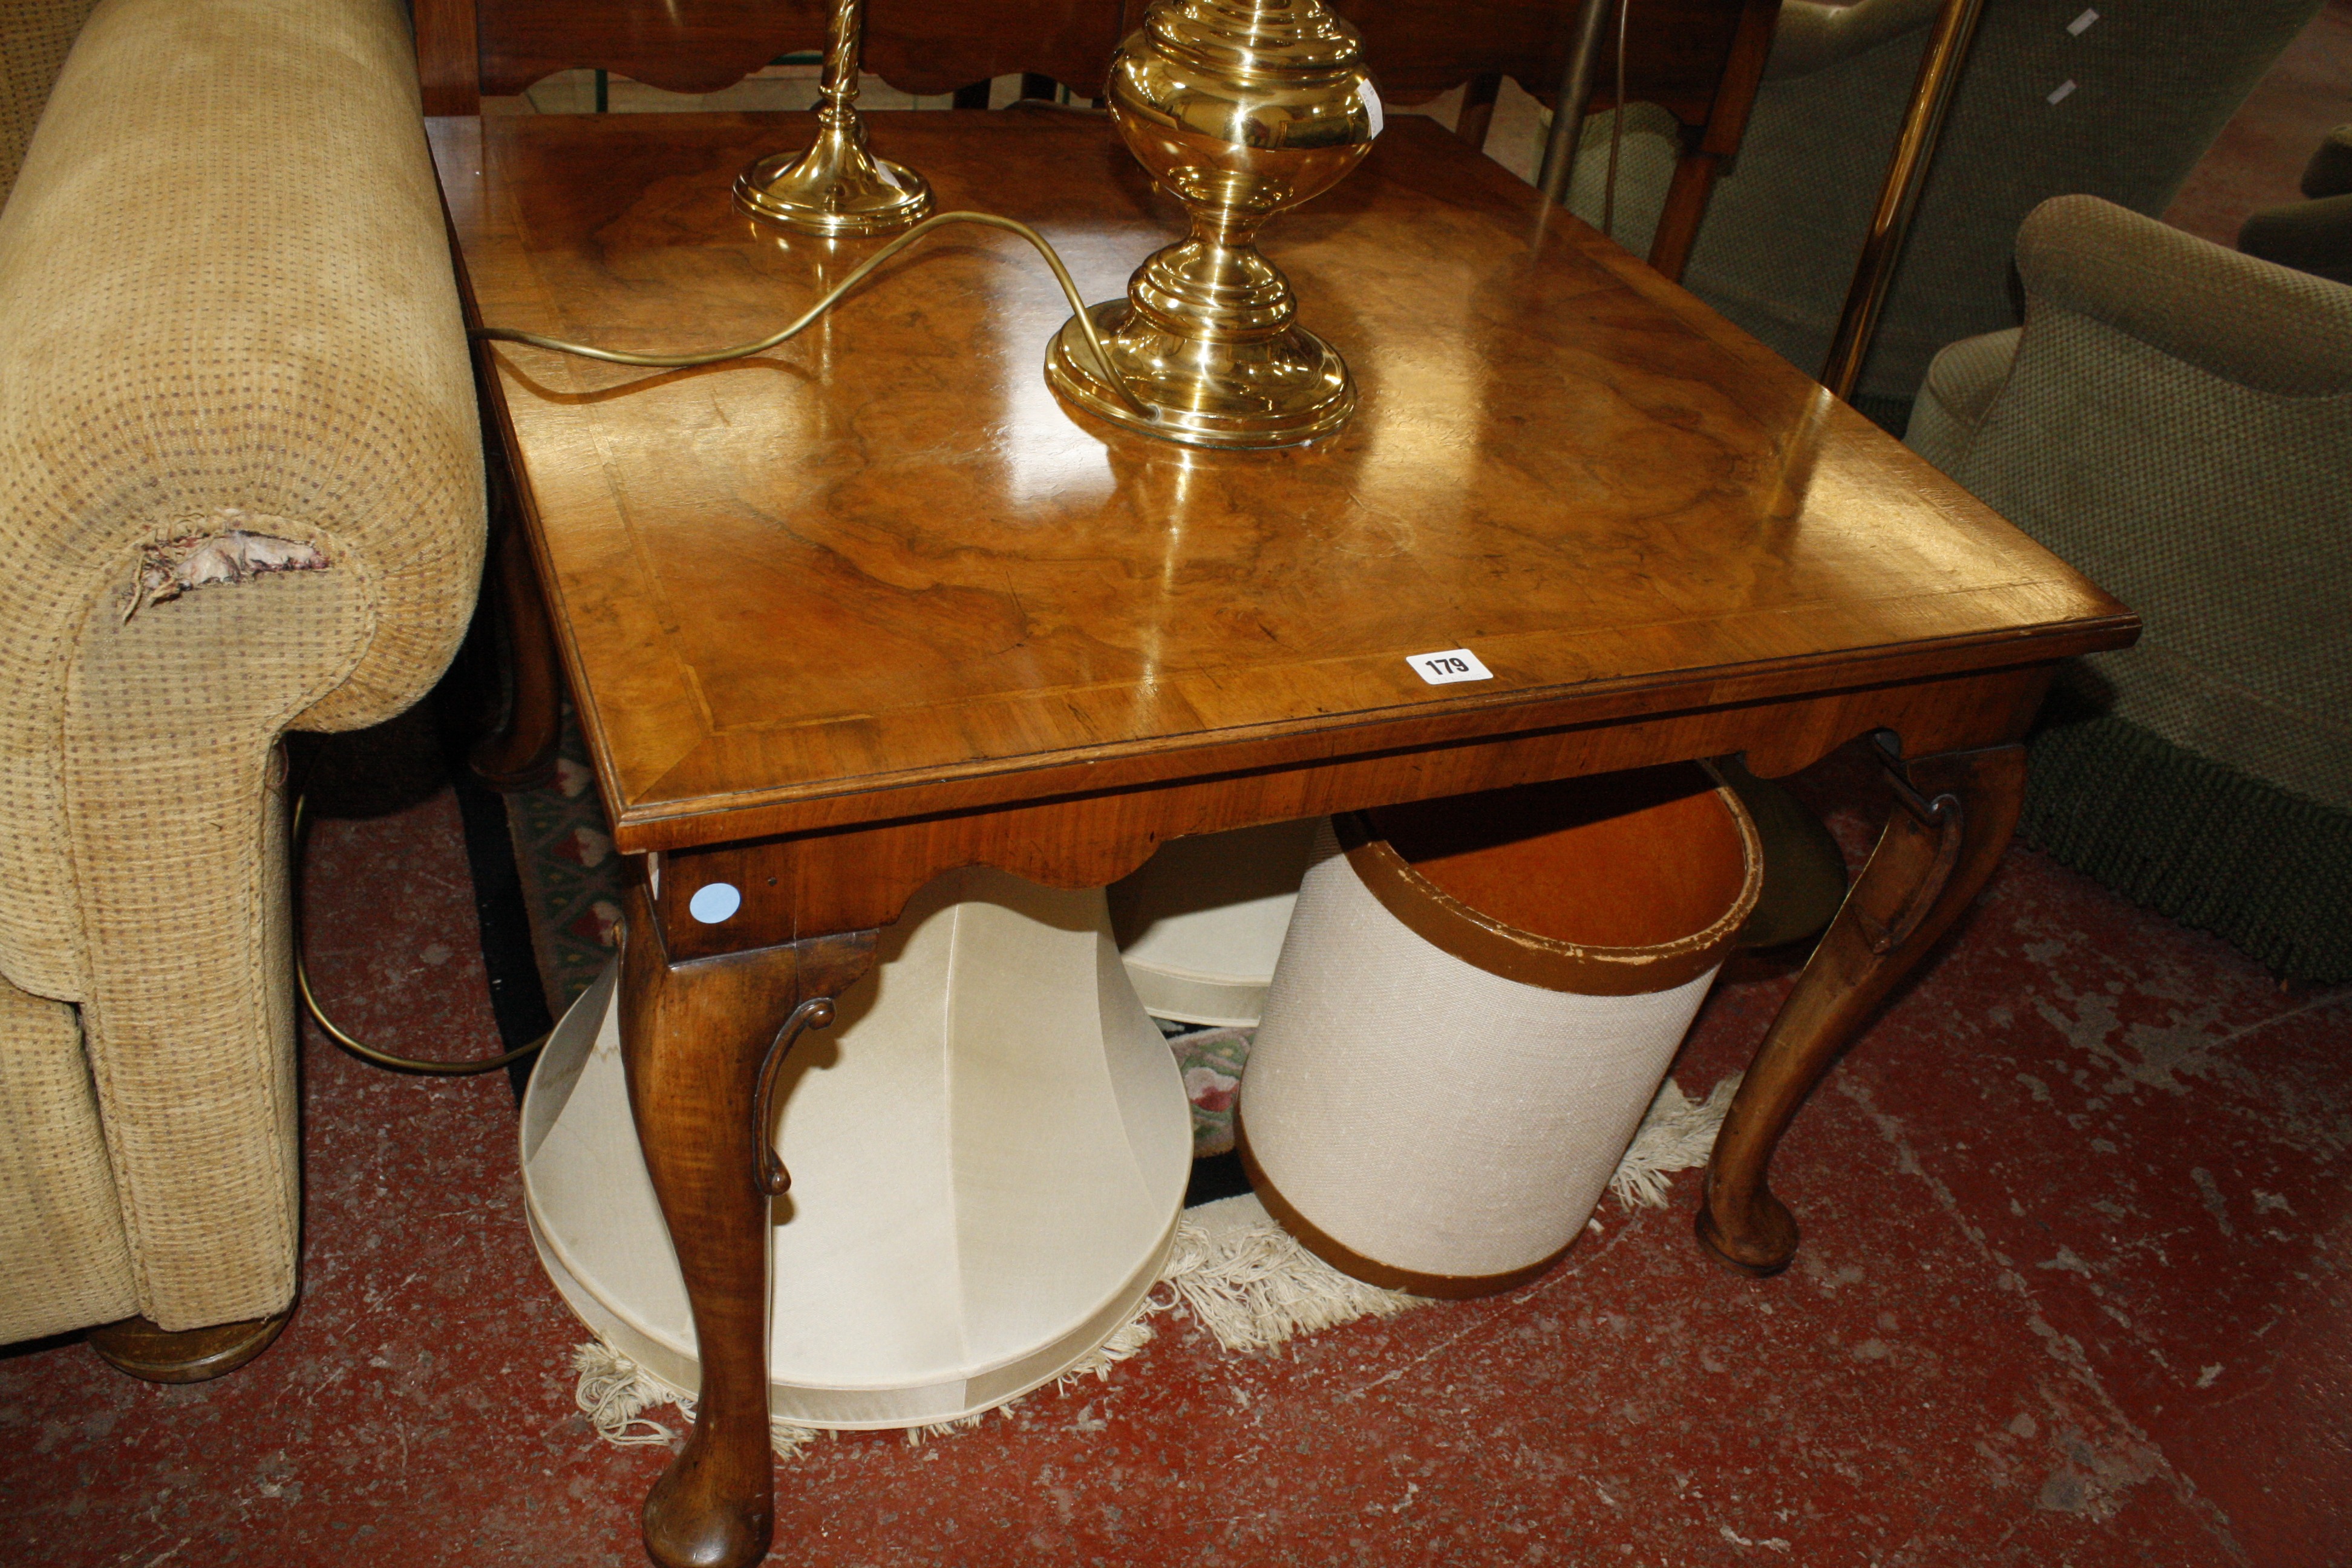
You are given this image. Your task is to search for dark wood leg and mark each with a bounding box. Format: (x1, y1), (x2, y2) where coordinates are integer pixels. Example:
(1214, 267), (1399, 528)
(1454, 72), (1503, 149)
(87, 1307), (293, 1383)
(1647, 150), (1722, 283)
(1698, 742), (2026, 1275)
(619, 886), (875, 1568)
(468, 487), (564, 791)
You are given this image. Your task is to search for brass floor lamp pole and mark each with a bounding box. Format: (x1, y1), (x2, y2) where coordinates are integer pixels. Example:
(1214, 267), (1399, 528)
(1820, 0), (1990, 399)
(1534, 0), (1617, 222)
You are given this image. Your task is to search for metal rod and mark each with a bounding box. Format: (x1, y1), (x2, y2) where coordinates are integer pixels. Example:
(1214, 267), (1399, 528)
(1600, 0), (1629, 240)
(1535, 0), (1618, 217)
(1818, 0), (1988, 400)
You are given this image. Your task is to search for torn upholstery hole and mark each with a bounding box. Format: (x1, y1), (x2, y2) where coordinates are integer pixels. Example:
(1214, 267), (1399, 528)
(123, 511), (330, 621)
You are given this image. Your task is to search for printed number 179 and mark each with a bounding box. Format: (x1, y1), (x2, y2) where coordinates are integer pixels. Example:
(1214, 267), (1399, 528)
(1407, 648), (1493, 685)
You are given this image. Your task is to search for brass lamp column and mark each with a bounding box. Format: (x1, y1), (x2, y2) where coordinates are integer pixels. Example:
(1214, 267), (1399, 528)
(1045, 0), (1380, 449)
(733, 0), (932, 235)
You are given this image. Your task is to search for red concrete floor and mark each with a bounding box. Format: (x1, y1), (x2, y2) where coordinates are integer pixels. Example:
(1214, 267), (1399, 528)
(2, 717), (2346, 1568)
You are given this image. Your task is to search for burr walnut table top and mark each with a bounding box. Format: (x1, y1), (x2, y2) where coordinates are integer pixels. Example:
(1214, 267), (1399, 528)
(428, 111), (2132, 857)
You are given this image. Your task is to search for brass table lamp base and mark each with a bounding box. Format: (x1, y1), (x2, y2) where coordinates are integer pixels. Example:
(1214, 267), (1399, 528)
(1042, 0), (1379, 452)
(733, 134), (932, 238)
(731, 0), (931, 237)
(1046, 302), (1354, 450)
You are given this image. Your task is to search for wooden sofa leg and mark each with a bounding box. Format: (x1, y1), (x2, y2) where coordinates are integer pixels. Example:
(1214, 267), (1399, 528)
(468, 509), (564, 792)
(87, 1307), (293, 1383)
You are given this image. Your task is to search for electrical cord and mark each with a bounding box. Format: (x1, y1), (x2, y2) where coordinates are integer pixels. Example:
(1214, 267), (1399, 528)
(339, 215), (1141, 1072)
(292, 793), (548, 1077)
(339, 215), (1135, 1073)
(472, 209), (1150, 417)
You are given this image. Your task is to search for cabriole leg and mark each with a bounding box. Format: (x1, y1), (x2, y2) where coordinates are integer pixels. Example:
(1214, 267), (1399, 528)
(618, 885), (874, 1568)
(1698, 742), (2027, 1276)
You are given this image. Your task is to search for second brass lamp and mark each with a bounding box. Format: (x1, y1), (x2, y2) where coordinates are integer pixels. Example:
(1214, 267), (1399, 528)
(734, 0), (932, 235)
(1045, 0), (1381, 449)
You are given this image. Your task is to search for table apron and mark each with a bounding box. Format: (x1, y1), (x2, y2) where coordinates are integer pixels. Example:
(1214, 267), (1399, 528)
(644, 661), (2052, 960)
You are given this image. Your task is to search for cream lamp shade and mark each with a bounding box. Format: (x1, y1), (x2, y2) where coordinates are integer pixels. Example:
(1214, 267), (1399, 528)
(520, 868), (1193, 1428)
(1110, 817), (1322, 1027)
(1240, 763), (1762, 1297)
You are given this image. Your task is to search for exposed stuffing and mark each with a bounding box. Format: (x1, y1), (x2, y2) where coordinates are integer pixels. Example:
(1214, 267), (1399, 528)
(122, 511), (329, 621)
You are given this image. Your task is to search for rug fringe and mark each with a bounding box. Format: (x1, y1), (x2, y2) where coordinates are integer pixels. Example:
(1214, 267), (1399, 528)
(1158, 1195), (1424, 1353)
(1609, 1071), (1743, 1210)
(1056, 1307), (1157, 1387)
(568, 1072), (1741, 1453)
(570, 1343), (818, 1461)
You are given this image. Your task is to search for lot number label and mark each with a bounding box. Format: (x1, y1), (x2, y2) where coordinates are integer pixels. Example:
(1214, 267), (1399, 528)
(1406, 648), (1493, 685)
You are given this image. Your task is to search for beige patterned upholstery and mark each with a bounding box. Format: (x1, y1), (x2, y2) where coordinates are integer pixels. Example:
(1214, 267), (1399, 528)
(0, 981), (134, 1341)
(0, 0), (99, 209)
(0, 0), (483, 1342)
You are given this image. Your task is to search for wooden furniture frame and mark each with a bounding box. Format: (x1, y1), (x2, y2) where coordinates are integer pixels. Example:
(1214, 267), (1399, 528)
(1339, 0), (1782, 278)
(434, 0), (1786, 785)
(431, 105), (2131, 1568)
(414, 0), (1134, 114)
(434, 0), (1785, 784)
(414, 0), (1777, 267)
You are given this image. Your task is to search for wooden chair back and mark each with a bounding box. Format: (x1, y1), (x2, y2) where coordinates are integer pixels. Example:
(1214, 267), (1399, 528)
(414, 0), (1777, 278)
(1331, 0), (1780, 278)
(414, 0), (1130, 114)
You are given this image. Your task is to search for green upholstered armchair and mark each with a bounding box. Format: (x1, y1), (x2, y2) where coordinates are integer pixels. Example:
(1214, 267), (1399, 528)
(1906, 195), (2350, 981)
(1557, 0), (2321, 408)
(0, 0), (483, 1366)
(2239, 125), (2352, 287)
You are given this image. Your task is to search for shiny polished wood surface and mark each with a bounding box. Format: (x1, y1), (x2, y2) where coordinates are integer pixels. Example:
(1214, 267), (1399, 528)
(431, 113), (2130, 861)
(431, 111), (2135, 1568)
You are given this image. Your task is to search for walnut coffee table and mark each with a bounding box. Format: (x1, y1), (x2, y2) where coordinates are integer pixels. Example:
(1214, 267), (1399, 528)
(430, 109), (2134, 1568)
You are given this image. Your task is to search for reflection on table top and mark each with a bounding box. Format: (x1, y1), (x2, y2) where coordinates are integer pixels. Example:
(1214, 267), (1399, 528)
(429, 111), (2131, 848)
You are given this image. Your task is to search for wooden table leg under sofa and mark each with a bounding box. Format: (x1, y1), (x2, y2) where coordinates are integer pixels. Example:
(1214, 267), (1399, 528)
(429, 111), (2133, 1568)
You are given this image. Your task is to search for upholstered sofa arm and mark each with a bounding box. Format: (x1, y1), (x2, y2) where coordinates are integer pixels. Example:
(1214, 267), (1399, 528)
(2237, 194), (2352, 287)
(1906, 325), (2019, 461)
(2300, 124), (2352, 200)
(1763, 0), (1942, 82)
(2239, 131), (2352, 288)
(2013, 193), (2352, 397)
(1907, 194), (2351, 820)
(0, 0), (481, 1329)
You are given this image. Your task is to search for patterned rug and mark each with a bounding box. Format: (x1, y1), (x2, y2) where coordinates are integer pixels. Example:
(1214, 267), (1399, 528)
(501, 711), (627, 1016)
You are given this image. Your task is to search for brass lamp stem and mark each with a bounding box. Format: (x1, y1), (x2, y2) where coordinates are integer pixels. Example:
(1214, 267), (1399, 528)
(816, 0), (863, 124)
(732, 0), (933, 236)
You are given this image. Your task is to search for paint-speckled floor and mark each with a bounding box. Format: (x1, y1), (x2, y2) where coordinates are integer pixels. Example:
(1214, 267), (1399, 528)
(3, 718), (2346, 1568)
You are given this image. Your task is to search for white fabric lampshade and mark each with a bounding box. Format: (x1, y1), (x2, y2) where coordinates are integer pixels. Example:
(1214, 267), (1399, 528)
(520, 867), (1192, 1428)
(1240, 764), (1762, 1297)
(1110, 817), (1322, 1027)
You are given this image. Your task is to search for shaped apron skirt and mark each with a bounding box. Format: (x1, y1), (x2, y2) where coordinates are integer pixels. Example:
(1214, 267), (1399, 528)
(1111, 817), (1321, 1027)
(1239, 763), (1763, 1297)
(520, 867), (1193, 1428)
